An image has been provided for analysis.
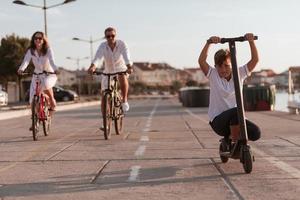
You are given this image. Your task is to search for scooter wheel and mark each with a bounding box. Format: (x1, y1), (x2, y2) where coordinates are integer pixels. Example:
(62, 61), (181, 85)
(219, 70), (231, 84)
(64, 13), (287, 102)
(219, 143), (229, 163)
(242, 146), (253, 174)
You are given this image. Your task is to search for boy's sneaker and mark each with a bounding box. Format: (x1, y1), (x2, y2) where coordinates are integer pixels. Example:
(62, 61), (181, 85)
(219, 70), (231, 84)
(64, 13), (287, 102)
(122, 102), (130, 112)
(231, 142), (241, 159)
(220, 138), (231, 153)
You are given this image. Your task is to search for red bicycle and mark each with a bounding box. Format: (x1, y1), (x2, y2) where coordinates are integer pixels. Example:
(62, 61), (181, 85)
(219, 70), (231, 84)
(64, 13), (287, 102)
(22, 71), (55, 141)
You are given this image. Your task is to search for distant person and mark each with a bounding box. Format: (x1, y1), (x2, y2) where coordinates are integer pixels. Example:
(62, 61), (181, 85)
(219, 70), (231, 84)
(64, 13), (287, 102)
(88, 27), (133, 115)
(198, 33), (261, 150)
(18, 31), (59, 112)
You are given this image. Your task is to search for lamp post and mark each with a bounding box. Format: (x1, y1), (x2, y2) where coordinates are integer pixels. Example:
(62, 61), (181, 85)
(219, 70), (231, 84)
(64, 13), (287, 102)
(13, 0), (76, 36)
(66, 56), (89, 69)
(72, 36), (104, 62)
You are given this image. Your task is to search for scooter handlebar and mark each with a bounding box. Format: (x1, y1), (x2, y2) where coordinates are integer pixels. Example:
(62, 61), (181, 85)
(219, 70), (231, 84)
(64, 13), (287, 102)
(220, 36), (258, 44)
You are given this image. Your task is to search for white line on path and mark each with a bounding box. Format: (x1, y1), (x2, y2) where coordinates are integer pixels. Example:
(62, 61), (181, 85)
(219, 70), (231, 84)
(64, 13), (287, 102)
(142, 100), (159, 133)
(142, 128), (150, 132)
(140, 135), (149, 142)
(145, 123), (151, 128)
(129, 100), (159, 183)
(135, 145), (146, 157)
(128, 165), (141, 182)
(252, 147), (300, 179)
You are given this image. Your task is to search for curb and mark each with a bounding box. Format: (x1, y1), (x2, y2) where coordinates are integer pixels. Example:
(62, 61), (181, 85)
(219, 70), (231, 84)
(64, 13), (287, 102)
(0, 100), (100, 121)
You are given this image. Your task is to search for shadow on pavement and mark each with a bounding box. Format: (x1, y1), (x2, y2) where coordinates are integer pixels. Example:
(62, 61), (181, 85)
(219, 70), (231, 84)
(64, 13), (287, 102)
(0, 163), (243, 198)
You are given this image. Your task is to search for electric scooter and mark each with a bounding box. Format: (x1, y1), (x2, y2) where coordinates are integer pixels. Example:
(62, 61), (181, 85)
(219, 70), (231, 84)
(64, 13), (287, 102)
(218, 35), (258, 174)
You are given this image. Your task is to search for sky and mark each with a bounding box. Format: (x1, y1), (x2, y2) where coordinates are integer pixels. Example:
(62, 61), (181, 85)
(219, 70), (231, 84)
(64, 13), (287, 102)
(1, 0), (300, 73)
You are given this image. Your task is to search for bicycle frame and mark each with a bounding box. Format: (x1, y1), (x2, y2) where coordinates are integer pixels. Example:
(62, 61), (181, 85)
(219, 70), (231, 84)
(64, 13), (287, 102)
(23, 71), (55, 121)
(93, 71), (126, 139)
(20, 71), (55, 140)
(100, 71), (126, 120)
(32, 74), (49, 121)
(220, 36), (258, 145)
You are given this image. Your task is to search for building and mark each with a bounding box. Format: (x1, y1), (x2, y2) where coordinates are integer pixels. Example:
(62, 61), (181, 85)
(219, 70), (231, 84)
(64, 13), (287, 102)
(245, 69), (277, 85)
(184, 68), (208, 85)
(288, 66), (300, 89)
(130, 62), (178, 86)
(130, 62), (210, 87)
(56, 67), (77, 87)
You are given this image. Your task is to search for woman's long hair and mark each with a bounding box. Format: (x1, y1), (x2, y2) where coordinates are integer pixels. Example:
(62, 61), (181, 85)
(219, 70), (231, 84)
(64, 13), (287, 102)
(29, 31), (49, 56)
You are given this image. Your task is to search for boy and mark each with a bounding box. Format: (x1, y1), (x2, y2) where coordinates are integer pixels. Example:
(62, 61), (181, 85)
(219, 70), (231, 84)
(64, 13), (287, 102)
(198, 33), (261, 151)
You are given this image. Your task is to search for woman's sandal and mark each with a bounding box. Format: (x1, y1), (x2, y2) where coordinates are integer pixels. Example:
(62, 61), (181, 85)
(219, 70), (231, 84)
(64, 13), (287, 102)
(49, 107), (56, 112)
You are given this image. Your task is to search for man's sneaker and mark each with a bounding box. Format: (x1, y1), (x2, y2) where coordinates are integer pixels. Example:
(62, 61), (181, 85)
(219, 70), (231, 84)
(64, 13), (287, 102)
(122, 102), (130, 112)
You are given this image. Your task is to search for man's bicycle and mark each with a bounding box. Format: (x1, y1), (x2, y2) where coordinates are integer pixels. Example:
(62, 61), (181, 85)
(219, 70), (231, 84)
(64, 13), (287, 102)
(21, 71), (55, 141)
(93, 71), (126, 140)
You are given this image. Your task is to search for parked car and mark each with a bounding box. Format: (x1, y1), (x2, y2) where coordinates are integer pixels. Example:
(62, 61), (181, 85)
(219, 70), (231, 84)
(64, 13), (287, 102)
(53, 86), (79, 102)
(0, 90), (8, 106)
(25, 86), (79, 102)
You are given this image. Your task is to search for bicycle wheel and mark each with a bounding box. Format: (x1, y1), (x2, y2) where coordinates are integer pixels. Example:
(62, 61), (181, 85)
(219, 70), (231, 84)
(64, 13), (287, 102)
(31, 96), (39, 141)
(103, 93), (112, 140)
(42, 98), (51, 136)
(114, 96), (124, 135)
(241, 145), (253, 174)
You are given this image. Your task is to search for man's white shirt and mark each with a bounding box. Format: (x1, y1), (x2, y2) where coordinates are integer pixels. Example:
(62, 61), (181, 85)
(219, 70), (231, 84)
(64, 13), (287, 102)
(207, 65), (251, 121)
(92, 40), (132, 73)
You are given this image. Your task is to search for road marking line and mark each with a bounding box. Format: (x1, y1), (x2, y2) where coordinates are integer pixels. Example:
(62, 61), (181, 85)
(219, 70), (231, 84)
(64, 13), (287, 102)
(252, 147), (300, 179)
(43, 140), (80, 162)
(142, 128), (150, 132)
(128, 165), (141, 182)
(123, 132), (131, 140)
(221, 178), (240, 200)
(90, 160), (110, 184)
(140, 136), (149, 142)
(135, 145), (146, 157)
(210, 159), (243, 200)
(185, 109), (208, 123)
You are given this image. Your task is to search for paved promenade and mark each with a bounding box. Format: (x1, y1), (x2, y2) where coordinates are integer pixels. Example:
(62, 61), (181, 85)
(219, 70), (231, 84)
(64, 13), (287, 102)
(0, 98), (299, 199)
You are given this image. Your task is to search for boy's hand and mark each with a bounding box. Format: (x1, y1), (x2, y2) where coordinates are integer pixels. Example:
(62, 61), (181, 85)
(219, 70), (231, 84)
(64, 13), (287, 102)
(88, 65), (96, 75)
(244, 33), (255, 41)
(17, 69), (23, 75)
(207, 36), (221, 44)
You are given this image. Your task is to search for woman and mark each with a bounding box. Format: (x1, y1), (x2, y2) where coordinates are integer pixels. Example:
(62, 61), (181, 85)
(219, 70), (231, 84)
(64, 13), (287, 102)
(18, 31), (59, 111)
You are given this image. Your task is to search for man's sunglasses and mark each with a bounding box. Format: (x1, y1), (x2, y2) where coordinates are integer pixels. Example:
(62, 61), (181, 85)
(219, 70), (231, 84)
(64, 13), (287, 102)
(105, 35), (115, 39)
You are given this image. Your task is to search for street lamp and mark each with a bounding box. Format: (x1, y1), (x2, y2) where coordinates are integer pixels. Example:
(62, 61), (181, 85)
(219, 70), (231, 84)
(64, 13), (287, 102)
(66, 56), (89, 69)
(13, 0), (76, 36)
(72, 36), (104, 62)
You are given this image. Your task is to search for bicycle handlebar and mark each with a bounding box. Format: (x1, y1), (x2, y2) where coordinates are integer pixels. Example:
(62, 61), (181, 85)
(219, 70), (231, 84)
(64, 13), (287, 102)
(92, 71), (127, 76)
(220, 36), (258, 44)
(20, 71), (56, 76)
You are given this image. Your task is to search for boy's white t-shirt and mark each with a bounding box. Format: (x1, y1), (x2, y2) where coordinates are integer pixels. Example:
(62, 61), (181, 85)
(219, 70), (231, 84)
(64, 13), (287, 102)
(207, 65), (250, 121)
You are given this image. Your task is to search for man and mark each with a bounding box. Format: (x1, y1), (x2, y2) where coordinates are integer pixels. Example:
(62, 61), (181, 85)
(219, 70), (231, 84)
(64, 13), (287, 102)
(198, 33), (261, 151)
(88, 27), (133, 115)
